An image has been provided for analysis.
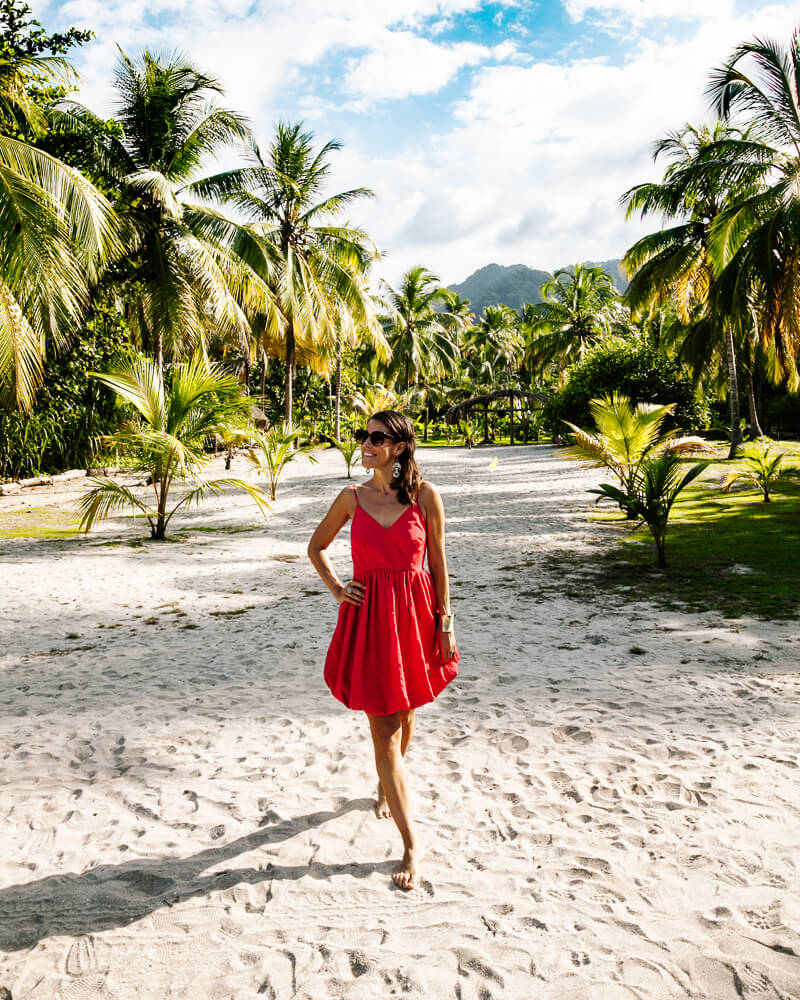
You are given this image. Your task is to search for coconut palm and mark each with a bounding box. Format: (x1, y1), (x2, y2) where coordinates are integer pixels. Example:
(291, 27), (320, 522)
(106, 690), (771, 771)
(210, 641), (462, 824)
(380, 266), (461, 390)
(246, 420), (317, 500)
(621, 122), (764, 457)
(591, 452), (709, 567)
(524, 264), (622, 380)
(78, 353), (269, 539)
(191, 121), (382, 421)
(0, 51), (119, 410)
(470, 305), (524, 376)
(720, 439), (799, 502)
(73, 49), (276, 374)
(705, 32), (800, 396)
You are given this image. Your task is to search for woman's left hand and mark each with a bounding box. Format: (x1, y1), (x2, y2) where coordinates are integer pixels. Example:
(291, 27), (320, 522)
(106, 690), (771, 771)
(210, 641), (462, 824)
(439, 629), (457, 663)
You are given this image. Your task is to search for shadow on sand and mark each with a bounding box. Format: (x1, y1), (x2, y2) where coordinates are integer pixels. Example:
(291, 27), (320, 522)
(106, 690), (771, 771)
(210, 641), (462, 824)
(0, 798), (391, 951)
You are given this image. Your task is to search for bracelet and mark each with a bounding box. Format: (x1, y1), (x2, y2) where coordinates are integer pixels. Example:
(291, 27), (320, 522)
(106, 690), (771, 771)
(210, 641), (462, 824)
(440, 612), (455, 633)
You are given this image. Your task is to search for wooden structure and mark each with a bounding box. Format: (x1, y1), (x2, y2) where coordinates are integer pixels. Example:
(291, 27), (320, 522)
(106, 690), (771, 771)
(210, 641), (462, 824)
(444, 388), (550, 445)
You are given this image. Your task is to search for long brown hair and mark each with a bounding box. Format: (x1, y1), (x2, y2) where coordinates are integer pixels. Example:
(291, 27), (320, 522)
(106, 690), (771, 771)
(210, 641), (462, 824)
(371, 410), (422, 505)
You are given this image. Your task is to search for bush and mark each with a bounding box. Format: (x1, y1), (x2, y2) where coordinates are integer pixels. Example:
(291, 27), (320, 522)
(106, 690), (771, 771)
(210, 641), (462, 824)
(0, 301), (132, 479)
(544, 339), (710, 437)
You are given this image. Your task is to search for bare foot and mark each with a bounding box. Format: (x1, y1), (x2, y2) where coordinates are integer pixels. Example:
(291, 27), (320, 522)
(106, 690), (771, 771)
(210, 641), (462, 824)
(376, 783), (391, 819)
(392, 846), (422, 890)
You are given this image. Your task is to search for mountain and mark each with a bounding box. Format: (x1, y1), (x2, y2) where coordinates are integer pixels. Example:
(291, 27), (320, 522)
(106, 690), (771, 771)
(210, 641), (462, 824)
(448, 259), (626, 317)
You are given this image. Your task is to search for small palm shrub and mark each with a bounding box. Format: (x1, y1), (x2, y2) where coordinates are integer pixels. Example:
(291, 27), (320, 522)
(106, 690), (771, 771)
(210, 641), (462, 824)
(78, 354), (269, 539)
(721, 440), (799, 502)
(332, 437), (360, 478)
(247, 422), (317, 499)
(459, 417), (479, 448)
(591, 452), (709, 566)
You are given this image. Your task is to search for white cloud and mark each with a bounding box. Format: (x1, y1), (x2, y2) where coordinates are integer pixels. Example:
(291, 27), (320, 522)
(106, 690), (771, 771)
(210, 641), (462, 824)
(36, 0), (800, 288)
(331, 3), (799, 286)
(564, 0), (735, 23)
(345, 33), (515, 104)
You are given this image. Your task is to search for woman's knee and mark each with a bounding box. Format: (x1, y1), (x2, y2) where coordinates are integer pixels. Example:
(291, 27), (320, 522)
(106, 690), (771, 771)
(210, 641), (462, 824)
(369, 714), (403, 757)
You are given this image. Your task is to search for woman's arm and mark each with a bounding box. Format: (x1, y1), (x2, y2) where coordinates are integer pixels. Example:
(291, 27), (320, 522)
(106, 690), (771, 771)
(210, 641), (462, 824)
(307, 488), (365, 606)
(419, 482), (457, 660)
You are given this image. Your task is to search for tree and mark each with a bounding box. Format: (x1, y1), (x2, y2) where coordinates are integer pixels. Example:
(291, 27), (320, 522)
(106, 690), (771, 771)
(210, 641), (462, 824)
(380, 266), (461, 390)
(524, 264), (623, 380)
(78, 49), (274, 374)
(0, 35), (119, 410)
(705, 32), (800, 399)
(621, 122), (761, 457)
(78, 353), (269, 539)
(193, 122), (381, 421)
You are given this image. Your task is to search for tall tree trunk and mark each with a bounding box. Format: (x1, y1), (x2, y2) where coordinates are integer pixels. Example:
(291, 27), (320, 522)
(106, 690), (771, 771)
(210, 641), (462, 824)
(154, 328), (164, 379)
(483, 403), (490, 444)
(724, 324), (743, 459)
(423, 405), (429, 443)
(260, 348), (267, 403)
(746, 372), (764, 439)
(334, 348), (342, 441)
(283, 320), (295, 423)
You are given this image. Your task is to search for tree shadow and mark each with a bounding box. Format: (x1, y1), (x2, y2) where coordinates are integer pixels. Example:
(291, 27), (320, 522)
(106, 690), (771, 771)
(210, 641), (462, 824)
(0, 798), (388, 952)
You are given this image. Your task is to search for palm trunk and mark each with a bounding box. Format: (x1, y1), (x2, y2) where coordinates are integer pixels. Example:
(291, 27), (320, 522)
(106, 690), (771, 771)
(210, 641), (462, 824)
(724, 324), (743, 459)
(334, 348), (342, 441)
(284, 320), (295, 423)
(746, 372), (763, 439)
(260, 348), (267, 403)
(154, 328), (164, 380)
(423, 405), (429, 443)
(509, 398), (515, 445)
(483, 404), (490, 444)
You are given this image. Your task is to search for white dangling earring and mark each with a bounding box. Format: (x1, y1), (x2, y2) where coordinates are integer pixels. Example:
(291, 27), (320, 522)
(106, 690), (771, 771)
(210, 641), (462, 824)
(392, 459), (401, 479)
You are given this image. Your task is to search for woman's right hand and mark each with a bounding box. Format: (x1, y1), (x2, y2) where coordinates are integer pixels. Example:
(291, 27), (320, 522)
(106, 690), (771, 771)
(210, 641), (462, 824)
(334, 579), (365, 606)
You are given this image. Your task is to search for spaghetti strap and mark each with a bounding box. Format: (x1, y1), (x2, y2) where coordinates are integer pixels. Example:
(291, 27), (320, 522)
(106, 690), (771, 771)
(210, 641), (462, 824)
(351, 484), (359, 507)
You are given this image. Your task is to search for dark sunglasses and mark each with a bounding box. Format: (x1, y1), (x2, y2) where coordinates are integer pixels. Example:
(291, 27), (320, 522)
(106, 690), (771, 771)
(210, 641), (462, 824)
(355, 429), (397, 446)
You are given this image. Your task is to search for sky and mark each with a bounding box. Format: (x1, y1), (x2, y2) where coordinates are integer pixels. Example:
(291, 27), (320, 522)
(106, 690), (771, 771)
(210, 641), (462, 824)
(35, 0), (800, 286)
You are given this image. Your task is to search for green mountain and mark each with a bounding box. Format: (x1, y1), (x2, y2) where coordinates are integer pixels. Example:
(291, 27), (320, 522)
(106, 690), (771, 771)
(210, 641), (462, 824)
(449, 259), (626, 317)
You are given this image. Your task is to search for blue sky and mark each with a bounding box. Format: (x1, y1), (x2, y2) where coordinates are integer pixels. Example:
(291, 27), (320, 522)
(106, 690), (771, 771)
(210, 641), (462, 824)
(38, 0), (800, 286)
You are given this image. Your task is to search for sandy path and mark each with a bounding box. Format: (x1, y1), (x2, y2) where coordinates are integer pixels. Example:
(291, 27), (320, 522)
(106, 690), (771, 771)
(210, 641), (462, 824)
(1, 445), (799, 999)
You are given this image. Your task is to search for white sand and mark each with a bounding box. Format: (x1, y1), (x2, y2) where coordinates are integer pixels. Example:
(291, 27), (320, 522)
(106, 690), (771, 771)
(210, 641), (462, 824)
(1, 445), (799, 999)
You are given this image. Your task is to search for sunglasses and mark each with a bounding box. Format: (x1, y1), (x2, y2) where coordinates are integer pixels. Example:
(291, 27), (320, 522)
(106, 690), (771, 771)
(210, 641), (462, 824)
(355, 429), (397, 446)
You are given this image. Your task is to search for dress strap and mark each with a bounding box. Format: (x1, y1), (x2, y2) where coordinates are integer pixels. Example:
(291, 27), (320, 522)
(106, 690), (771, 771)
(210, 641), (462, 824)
(351, 484), (359, 507)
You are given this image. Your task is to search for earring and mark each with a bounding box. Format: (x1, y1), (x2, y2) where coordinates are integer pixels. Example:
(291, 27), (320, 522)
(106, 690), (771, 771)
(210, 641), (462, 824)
(392, 460), (401, 479)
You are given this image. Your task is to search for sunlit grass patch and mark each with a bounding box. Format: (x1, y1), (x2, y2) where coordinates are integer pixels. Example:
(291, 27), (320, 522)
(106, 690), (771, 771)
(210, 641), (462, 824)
(0, 507), (80, 540)
(592, 478), (800, 619)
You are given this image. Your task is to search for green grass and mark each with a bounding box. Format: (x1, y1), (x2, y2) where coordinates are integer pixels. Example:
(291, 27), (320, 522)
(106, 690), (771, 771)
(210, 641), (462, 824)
(0, 507), (80, 540)
(561, 450), (800, 619)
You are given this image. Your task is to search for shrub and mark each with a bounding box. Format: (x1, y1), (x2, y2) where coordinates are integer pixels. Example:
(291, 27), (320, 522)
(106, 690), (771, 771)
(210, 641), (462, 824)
(545, 339), (709, 437)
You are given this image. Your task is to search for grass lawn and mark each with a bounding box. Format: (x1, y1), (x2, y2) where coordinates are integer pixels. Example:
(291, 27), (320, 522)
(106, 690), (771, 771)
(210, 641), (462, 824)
(577, 445), (800, 620)
(0, 506), (80, 541)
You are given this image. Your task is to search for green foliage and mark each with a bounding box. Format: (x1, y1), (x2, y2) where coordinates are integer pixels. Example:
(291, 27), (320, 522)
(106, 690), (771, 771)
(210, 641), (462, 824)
(331, 437), (360, 478)
(0, 301), (131, 479)
(0, 0), (92, 136)
(78, 353), (268, 539)
(247, 421), (317, 500)
(546, 338), (709, 436)
(720, 439), (799, 502)
(591, 453), (710, 566)
(459, 417), (479, 448)
(563, 392), (677, 494)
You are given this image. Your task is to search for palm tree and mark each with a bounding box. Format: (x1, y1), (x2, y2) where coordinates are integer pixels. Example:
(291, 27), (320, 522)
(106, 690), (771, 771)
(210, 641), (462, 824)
(0, 51), (119, 410)
(77, 49), (275, 374)
(472, 304), (524, 375)
(380, 266), (461, 390)
(705, 32), (800, 396)
(192, 122), (381, 421)
(524, 264), (622, 380)
(78, 353), (269, 539)
(620, 122), (762, 457)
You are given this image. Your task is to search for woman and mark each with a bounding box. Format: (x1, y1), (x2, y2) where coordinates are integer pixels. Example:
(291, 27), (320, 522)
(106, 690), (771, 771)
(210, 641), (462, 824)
(307, 410), (459, 890)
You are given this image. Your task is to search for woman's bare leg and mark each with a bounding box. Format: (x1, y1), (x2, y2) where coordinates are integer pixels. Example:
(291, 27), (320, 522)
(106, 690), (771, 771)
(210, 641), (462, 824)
(377, 709), (415, 818)
(368, 710), (421, 889)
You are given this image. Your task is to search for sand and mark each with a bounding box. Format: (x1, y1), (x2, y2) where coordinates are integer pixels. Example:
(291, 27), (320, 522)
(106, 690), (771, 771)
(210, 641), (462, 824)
(1, 444), (799, 999)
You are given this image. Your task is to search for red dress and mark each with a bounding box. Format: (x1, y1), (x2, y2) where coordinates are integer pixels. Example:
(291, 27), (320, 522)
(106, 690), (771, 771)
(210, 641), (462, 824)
(324, 487), (459, 715)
